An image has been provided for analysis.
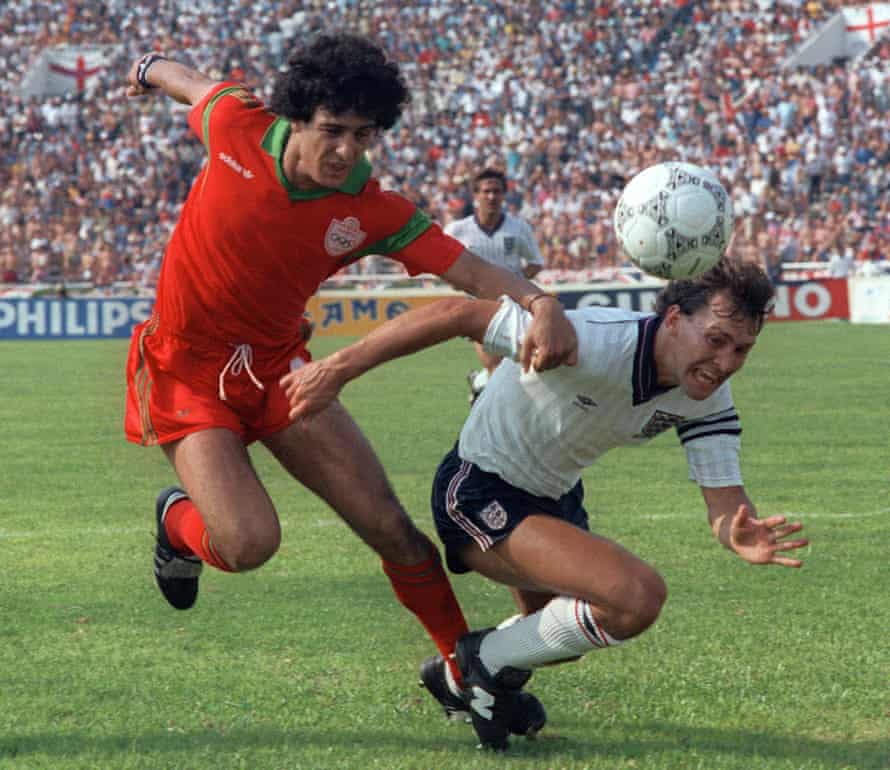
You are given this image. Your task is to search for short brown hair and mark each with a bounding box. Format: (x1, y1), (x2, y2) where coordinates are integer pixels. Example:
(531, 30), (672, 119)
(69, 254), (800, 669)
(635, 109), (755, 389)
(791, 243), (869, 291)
(472, 168), (507, 192)
(654, 259), (775, 333)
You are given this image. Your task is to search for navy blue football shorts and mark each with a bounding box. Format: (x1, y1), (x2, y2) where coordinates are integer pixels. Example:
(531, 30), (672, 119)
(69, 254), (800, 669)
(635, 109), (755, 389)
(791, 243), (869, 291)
(431, 443), (589, 574)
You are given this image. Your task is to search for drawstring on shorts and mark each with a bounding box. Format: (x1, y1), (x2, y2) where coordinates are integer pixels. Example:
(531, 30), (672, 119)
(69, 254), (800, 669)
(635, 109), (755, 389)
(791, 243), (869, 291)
(218, 343), (265, 401)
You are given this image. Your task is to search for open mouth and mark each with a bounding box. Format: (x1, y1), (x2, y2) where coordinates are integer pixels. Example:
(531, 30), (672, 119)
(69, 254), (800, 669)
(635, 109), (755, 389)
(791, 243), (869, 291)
(693, 367), (721, 388)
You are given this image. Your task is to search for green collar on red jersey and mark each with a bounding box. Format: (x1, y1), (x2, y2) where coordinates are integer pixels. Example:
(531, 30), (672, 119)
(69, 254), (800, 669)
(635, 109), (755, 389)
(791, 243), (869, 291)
(261, 117), (372, 199)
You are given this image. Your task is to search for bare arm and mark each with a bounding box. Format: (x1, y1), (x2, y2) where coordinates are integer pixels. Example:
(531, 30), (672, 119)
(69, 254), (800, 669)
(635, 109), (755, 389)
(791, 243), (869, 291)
(320, 296), (497, 381)
(440, 248), (541, 304)
(441, 249), (577, 371)
(280, 297), (500, 421)
(126, 55), (217, 106)
(702, 485), (807, 568)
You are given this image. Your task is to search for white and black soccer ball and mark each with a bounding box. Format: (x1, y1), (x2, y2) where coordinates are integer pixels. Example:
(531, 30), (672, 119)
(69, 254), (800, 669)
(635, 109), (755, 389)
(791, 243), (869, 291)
(613, 161), (733, 280)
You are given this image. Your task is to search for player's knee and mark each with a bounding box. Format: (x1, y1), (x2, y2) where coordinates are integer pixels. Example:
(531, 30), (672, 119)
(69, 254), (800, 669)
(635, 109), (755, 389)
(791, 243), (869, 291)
(640, 568), (668, 625)
(219, 526), (281, 572)
(631, 567), (667, 633)
(615, 566), (667, 638)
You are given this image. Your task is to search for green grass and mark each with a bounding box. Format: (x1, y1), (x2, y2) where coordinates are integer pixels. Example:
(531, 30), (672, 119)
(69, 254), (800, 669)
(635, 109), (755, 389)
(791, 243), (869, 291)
(0, 321), (888, 769)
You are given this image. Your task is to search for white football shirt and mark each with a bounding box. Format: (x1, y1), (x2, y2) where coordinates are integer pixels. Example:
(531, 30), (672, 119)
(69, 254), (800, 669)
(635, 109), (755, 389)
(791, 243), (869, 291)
(458, 298), (744, 499)
(445, 212), (544, 277)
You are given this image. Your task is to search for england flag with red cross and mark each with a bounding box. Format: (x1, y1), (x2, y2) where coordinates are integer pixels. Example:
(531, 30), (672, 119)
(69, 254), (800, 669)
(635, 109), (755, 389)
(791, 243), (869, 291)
(843, 3), (890, 58)
(20, 45), (117, 98)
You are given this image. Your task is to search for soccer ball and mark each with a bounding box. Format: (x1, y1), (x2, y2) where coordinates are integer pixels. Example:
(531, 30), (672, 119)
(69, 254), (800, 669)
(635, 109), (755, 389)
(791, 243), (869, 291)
(613, 161), (733, 279)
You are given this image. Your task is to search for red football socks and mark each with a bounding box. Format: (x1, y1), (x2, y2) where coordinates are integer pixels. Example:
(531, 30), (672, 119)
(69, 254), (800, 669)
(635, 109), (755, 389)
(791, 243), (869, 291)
(382, 549), (469, 687)
(163, 497), (234, 572)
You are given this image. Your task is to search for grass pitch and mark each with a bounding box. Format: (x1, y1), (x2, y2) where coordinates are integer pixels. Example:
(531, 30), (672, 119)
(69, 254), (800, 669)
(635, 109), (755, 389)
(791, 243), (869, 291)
(0, 321), (887, 769)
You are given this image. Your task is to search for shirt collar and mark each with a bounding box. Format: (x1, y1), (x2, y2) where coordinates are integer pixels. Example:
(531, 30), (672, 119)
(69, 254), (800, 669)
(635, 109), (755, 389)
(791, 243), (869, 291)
(260, 116), (372, 200)
(632, 314), (673, 405)
(473, 212), (506, 235)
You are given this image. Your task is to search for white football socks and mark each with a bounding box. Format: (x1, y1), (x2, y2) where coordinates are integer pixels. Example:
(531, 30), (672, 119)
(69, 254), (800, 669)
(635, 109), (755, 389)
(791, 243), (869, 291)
(479, 596), (621, 674)
(471, 368), (490, 392)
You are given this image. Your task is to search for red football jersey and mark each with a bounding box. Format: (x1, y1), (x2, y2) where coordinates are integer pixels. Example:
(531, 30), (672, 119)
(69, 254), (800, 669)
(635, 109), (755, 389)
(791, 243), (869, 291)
(154, 83), (463, 349)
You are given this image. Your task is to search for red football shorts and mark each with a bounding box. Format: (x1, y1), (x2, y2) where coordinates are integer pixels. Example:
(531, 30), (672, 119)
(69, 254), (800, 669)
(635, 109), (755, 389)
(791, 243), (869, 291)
(124, 318), (310, 446)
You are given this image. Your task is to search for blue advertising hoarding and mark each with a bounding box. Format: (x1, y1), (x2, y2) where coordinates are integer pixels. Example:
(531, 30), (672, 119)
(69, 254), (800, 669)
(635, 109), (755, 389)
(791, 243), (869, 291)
(0, 291), (657, 341)
(555, 286), (662, 312)
(0, 297), (153, 339)
(0, 279), (851, 340)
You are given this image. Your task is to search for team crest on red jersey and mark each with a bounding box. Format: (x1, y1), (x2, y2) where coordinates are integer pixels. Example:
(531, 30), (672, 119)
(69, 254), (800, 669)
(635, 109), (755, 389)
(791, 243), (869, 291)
(324, 217), (366, 257)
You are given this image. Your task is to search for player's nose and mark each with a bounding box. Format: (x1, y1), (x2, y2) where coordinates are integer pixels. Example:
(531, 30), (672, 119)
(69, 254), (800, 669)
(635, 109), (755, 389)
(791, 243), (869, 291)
(336, 134), (362, 160)
(715, 348), (741, 377)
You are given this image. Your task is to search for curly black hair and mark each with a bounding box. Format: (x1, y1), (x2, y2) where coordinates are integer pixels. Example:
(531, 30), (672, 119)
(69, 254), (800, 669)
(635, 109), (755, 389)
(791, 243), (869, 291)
(269, 33), (409, 129)
(654, 258), (775, 333)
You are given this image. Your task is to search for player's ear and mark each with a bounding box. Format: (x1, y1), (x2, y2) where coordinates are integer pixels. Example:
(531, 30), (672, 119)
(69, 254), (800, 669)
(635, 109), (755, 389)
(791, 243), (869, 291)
(663, 305), (682, 333)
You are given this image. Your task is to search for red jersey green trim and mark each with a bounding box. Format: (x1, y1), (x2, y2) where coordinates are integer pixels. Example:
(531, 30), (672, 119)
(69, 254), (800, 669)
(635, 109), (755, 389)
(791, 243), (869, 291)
(201, 86), (245, 151)
(340, 209), (432, 267)
(159, 83), (461, 348)
(259, 116), (372, 199)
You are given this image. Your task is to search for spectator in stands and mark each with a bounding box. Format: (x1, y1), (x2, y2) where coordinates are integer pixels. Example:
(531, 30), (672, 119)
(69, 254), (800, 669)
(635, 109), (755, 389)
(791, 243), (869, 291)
(93, 243), (120, 287)
(1, 248), (18, 283)
(28, 240), (51, 283)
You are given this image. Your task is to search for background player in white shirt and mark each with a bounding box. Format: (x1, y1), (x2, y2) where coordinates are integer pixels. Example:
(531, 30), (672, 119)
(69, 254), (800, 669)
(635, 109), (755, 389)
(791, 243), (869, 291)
(280, 260), (808, 751)
(445, 168), (546, 401)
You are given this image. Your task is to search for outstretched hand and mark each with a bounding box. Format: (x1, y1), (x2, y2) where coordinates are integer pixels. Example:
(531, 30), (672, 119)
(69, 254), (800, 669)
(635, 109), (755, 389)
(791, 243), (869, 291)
(279, 360), (344, 422)
(519, 297), (579, 372)
(729, 504), (808, 568)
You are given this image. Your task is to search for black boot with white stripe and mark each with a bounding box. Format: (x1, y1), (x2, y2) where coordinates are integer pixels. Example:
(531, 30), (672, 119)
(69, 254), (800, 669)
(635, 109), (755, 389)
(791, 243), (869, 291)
(153, 487), (203, 610)
(455, 628), (534, 751)
(419, 653), (547, 738)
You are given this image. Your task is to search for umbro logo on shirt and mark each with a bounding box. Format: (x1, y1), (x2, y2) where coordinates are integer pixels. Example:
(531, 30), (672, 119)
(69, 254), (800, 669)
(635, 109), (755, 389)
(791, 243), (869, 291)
(218, 151), (254, 180)
(574, 394), (598, 410)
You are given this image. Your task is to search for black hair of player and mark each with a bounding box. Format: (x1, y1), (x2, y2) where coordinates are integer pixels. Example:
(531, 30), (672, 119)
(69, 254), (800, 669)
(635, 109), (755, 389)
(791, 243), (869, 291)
(270, 33), (409, 130)
(472, 168), (507, 192)
(655, 258), (775, 332)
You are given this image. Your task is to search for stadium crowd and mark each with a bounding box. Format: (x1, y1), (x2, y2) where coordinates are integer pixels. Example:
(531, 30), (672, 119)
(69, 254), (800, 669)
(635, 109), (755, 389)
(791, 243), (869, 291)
(0, 0), (887, 290)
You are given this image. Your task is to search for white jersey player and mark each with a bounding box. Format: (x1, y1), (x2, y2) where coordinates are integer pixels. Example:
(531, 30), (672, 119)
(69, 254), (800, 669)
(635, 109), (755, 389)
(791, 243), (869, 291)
(280, 259), (808, 751)
(461, 300), (744, 500)
(445, 168), (545, 401)
(444, 212), (543, 279)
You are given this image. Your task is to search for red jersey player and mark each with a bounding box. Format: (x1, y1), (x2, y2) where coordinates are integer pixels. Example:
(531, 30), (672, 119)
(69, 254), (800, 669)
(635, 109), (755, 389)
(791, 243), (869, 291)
(124, 34), (575, 743)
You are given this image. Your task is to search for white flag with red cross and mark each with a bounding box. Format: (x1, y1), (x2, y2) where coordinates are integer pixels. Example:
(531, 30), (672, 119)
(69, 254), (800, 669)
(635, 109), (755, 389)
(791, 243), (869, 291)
(20, 45), (116, 98)
(784, 3), (890, 67)
(843, 4), (890, 58)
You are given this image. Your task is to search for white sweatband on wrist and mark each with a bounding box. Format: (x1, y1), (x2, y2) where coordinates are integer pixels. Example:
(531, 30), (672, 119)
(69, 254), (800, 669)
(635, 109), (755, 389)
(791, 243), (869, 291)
(136, 53), (167, 88)
(482, 296), (531, 360)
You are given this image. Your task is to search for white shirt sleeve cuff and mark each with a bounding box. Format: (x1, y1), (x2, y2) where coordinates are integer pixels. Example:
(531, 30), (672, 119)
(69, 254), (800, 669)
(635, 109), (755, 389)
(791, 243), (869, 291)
(482, 296), (531, 360)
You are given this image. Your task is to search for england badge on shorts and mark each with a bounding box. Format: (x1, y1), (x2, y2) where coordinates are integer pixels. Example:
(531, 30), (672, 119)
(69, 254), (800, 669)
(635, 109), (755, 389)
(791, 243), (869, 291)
(324, 217), (366, 257)
(479, 500), (508, 530)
